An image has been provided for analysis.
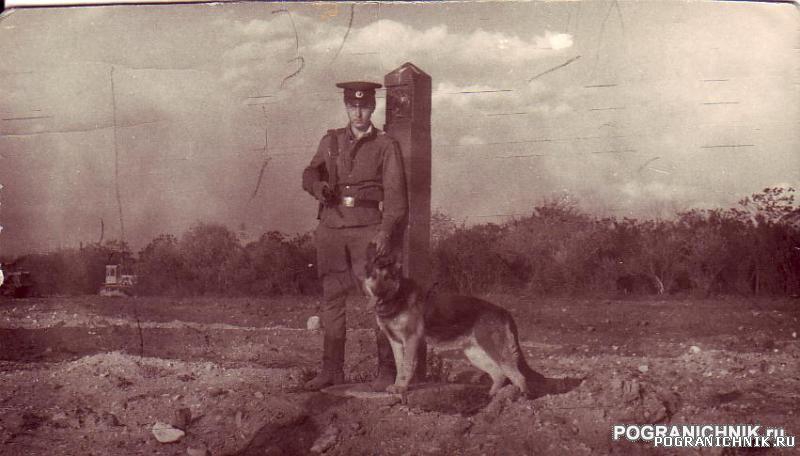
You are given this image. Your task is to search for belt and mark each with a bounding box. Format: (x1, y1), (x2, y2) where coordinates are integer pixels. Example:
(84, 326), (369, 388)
(339, 196), (382, 210)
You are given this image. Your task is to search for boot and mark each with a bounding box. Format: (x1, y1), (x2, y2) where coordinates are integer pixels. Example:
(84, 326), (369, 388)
(304, 333), (345, 391)
(304, 368), (344, 390)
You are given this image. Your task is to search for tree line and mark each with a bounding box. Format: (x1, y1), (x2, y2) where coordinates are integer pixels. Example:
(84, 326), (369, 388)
(5, 228), (319, 297)
(4, 187), (799, 298)
(431, 187), (800, 297)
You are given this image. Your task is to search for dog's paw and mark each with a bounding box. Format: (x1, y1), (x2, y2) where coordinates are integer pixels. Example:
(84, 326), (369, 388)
(386, 384), (408, 395)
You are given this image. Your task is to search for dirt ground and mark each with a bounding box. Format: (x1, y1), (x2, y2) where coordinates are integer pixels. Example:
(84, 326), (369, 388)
(0, 293), (798, 455)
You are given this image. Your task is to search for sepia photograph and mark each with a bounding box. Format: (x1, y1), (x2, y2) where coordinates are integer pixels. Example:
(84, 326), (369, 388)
(0, 0), (798, 454)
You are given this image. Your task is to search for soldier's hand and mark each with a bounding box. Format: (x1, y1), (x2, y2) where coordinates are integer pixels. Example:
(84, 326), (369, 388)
(312, 182), (332, 204)
(373, 231), (391, 257)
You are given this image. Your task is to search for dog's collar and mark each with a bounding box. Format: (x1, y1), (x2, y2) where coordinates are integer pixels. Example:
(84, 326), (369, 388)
(375, 300), (402, 319)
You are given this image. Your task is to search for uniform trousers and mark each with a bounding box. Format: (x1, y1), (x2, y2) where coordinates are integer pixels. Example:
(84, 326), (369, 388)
(314, 224), (396, 376)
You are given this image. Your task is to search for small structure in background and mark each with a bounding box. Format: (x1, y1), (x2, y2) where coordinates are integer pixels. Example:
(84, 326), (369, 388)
(0, 269), (34, 298)
(100, 264), (137, 297)
(306, 315), (321, 331)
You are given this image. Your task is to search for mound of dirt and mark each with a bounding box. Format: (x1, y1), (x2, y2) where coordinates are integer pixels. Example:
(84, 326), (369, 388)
(2, 295), (798, 455)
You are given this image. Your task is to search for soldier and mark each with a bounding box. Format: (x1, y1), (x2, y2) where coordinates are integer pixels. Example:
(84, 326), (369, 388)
(301, 81), (407, 390)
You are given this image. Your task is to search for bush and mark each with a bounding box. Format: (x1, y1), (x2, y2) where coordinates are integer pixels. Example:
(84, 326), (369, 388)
(244, 231), (319, 296)
(177, 223), (246, 295)
(433, 223), (524, 294)
(9, 188), (799, 298)
(136, 235), (190, 296)
(431, 188), (800, 297)
(133, 226), (319, 297)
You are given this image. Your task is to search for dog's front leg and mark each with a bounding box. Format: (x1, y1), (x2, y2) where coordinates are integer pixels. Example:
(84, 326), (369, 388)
(386, 337), (410, 395)
(387, 335), (420, 397)
(401, 334), (420, 386)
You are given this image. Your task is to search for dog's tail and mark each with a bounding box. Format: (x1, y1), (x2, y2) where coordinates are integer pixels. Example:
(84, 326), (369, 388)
(509, 317), (585, 397)
(506, 317), (547, 394)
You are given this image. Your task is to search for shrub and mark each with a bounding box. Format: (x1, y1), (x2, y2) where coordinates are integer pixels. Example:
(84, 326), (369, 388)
(244, 231), (319, 296)
(431, 188), (799, 297)
(136, 234), (190, 296)
(179, 223), (245, 295)
(433, 223), (523, 293)
(9, 188), (799, 298)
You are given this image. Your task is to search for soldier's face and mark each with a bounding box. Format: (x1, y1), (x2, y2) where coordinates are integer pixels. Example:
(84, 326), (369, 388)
(346, 103), (374, 131)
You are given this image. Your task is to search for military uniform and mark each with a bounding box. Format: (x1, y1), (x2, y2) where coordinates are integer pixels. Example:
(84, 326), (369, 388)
(301, 81), (407, 389)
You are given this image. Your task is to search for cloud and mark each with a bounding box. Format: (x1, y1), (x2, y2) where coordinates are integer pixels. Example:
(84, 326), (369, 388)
(461, 29), (573, 62)
(536, 31), (573, 50)
(432, 80), (568, 119)
(231, 18), (290, 39)
(311, 20), (446, 58)
(213, 13), (574, 108)
(223, 39), (296, 62)
(312, 19), (572, 68)
(432, 81), (504, 109)
(6, 2), (793, 258)
(215, 14), (321, 97)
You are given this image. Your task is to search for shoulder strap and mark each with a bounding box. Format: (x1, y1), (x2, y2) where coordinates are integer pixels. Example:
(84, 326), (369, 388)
(327, 129), (340, 158)
(325, 129), (339, 189)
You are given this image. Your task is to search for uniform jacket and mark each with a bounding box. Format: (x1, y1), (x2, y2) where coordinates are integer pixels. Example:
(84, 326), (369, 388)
(302, 125), (408, 236)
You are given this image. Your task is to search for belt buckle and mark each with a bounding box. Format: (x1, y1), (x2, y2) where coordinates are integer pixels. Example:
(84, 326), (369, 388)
(342, 196), (355, 208)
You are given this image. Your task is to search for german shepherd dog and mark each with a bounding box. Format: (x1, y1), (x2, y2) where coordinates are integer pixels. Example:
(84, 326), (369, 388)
(364, 244), (550, 398)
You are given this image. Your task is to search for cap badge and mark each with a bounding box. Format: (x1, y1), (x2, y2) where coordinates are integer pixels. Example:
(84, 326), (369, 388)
(355, 90), (364, 99)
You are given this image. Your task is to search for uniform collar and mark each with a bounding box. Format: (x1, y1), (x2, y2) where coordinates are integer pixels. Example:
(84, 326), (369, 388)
(346, 123), (376, 142)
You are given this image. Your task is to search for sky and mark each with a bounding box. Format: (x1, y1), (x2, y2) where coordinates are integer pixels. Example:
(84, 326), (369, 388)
(0, 1), (798, 255)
